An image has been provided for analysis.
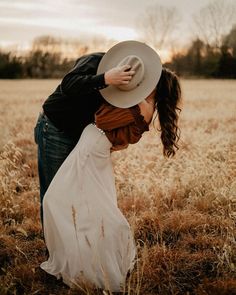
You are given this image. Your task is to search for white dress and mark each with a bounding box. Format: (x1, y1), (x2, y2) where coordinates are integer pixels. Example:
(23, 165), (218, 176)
(40, 123), (136, 292)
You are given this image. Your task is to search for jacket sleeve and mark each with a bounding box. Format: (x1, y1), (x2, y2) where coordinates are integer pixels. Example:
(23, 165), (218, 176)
(60, 54), (107, 96)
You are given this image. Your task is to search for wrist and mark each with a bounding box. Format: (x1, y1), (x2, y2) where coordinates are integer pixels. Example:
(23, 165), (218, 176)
(104, 72), (111, 85)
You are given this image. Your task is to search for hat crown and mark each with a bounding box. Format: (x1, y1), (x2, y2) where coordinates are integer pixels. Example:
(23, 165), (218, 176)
(117, 55), (145, 91)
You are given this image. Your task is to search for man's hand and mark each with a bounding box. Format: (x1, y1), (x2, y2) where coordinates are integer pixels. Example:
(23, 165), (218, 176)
(104, 65), (135, 86)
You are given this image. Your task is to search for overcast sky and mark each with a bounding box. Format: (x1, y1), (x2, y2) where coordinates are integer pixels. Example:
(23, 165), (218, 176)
(0, 0), (221, 49)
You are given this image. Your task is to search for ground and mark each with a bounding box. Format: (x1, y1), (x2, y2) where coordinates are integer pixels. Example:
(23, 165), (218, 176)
(0, 79), (236, 294)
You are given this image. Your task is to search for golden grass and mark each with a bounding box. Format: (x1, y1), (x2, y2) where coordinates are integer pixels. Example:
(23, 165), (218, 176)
(0, 79), (236, 294)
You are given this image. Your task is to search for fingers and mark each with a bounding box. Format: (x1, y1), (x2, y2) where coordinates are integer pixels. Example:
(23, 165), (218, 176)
(123, 70), (135, 77)
(104, 65), (136, 86)
(119, 66), (135, 84)
(121, 73), (135, 83)
(120, 80), (130, 85)
(121, 65), (131, 72)
(123, 74), (133, 81)
(120, 65), (135, 76)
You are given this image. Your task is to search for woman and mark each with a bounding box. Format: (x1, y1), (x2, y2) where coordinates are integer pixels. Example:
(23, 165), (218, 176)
(40, 67), (182, 292)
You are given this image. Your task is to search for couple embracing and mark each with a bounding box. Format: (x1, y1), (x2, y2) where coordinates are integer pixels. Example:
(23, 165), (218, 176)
(34, 40), (182, 293)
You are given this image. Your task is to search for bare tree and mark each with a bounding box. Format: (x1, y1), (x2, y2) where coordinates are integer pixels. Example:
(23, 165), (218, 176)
(193, 0), (236, 48)
(31, 36), (90, 59)
(136, 4), (181, 50)
(32, 35), (62, 53)
(224, 25), (236, 56)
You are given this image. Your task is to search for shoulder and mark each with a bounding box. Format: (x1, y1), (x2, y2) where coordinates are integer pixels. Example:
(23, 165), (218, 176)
(74, 52), (105, 68)
(66, 52), (105, 75)
(63, 52), (105, 76)
(129, 104), (150, 132)
(138, 101), (154, 125)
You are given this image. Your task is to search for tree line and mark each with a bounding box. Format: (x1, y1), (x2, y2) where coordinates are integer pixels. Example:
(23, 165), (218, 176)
(0, 0), (235, 79)
(166, 25), (236, 78)
(1, 29), (235, 79)
(0, 35), (111, 79)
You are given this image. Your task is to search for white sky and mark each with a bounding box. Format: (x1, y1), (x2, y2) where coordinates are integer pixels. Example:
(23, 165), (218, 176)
(0, 0), (227, 50)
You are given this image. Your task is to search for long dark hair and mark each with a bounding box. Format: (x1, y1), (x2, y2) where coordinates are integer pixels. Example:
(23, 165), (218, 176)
(154, 67), (182, 157)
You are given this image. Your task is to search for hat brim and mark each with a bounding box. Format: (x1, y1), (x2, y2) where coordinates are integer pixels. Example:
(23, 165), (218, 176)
(97, 40), (162, 108)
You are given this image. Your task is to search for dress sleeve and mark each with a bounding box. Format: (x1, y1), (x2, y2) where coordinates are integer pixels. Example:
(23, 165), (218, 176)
(95, 103), (136, 130)
(95, 103), (149, 149)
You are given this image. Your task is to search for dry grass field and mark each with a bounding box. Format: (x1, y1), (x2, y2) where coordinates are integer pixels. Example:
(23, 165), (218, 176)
(0, 79), (236, 295)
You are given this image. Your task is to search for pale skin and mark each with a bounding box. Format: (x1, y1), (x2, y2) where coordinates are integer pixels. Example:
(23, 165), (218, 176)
(104, 65), (135, 86)
(138, 89), (156, 124)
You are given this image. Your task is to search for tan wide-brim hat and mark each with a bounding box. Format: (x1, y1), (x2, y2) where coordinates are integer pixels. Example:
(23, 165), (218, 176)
(97, 40), (162, 108)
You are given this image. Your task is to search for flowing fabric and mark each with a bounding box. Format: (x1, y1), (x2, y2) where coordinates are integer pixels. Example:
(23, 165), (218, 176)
(40, 124), (136, 292)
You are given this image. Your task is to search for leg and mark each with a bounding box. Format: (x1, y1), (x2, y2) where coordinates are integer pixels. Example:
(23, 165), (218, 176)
(34, 113), (77, 224)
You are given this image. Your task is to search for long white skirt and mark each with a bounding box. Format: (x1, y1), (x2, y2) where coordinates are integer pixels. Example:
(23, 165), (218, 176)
(40, 124), (136, 292)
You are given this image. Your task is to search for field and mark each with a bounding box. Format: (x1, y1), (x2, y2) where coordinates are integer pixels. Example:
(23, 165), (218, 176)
(0, 79), (236, 295)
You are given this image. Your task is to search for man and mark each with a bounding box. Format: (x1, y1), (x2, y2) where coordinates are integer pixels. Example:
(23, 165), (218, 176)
(34, 51), (135, 221)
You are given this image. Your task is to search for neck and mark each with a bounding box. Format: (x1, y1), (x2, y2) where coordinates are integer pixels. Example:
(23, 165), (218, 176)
(146, 92), (156, 106)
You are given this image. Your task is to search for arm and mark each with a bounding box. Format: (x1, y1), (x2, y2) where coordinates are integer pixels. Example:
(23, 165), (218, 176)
(60, 54), (135, 97)
(60, 54), (107, 96)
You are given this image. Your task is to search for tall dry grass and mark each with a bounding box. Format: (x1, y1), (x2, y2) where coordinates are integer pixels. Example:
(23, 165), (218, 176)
(0, 79), (236, 295)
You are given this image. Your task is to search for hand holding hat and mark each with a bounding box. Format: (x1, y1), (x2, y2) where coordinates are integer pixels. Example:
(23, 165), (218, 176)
(105, 65), (135, 86)
(97, 40), (162, 108)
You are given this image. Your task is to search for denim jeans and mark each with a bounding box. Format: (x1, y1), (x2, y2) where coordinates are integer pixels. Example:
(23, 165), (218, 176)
(34, 112), (77, 223)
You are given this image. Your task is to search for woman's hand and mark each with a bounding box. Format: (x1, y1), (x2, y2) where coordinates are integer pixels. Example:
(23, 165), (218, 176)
(105, 65), (135, 86)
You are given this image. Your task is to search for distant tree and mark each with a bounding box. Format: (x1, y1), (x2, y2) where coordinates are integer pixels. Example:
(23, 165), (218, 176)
(224, 25), (236, 57)
(201, 46), (221, 77)
(217, 45), (236, 77)
(32, 35), (62, 53)
(136, 3), (180, 50)
(166, 53), (187, 76)
(0, 34), (118, 78)
(167, 38), (223, 77)
(31, 35), (91, 60)
(193, 0), (236, 48)
(216, 25), (236, 77)
(186, 39), (205, 75)
(24, 50), (64, 78)
(0, 51), (22, 78)
(24, 35), (77, 78)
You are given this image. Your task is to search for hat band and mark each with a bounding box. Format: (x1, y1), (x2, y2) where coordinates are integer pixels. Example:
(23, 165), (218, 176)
(116, 55), (145, 91)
